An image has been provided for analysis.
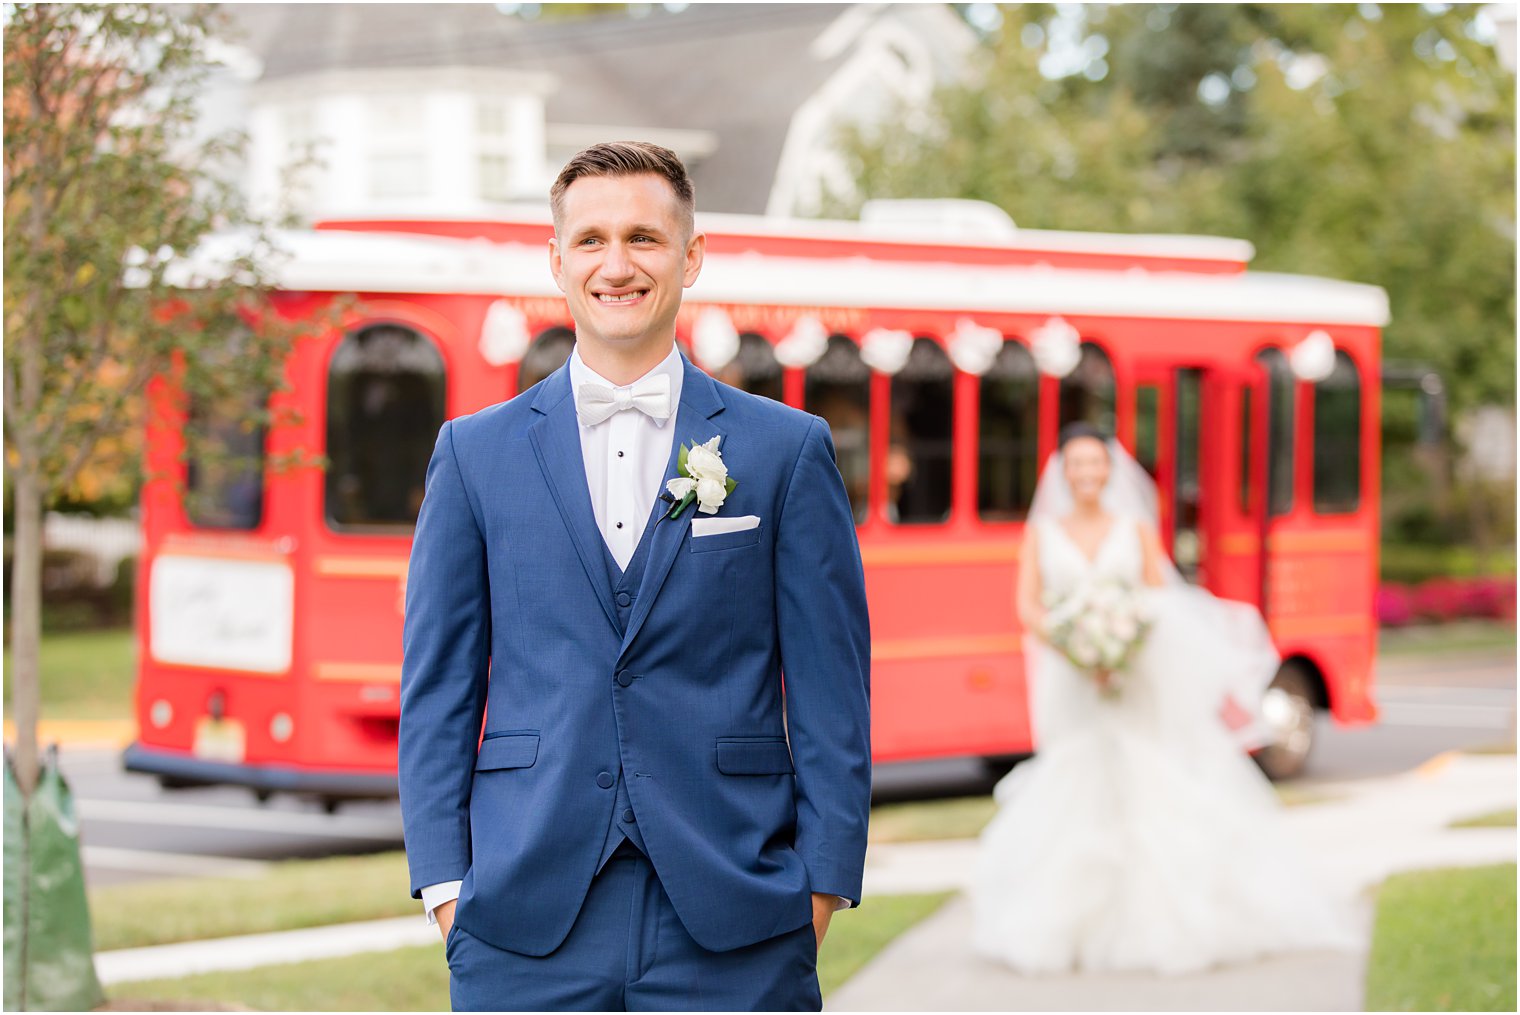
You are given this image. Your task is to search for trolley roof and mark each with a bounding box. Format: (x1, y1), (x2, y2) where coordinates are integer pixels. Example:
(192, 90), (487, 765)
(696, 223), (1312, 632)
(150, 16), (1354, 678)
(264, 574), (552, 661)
(172, 224), (1389, 328)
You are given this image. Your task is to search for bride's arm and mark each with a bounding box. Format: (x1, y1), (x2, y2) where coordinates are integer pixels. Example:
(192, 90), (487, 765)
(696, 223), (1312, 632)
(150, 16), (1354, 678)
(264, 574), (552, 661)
(1136, 520), (1167, 588)
(1016, 523), (1047, 640)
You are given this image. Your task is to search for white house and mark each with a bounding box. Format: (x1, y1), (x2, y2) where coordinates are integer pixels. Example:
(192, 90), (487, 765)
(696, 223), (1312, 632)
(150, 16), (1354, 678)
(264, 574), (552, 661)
(200, 3), (976, 221)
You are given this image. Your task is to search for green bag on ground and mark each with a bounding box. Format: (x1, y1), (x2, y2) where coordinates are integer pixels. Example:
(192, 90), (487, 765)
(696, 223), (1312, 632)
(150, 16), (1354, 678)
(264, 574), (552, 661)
(3, 742), (106, 1011)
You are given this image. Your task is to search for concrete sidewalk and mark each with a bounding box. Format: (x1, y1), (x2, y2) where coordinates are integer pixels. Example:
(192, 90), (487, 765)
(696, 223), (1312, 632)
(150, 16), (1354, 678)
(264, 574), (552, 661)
(92, 750), (1516, 1005)
(828, 751), (1517, 1011)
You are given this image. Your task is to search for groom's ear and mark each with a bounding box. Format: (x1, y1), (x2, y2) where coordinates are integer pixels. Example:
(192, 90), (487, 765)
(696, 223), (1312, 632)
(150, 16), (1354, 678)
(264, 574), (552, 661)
(548, 236), (567, 294)
(682, 230), (705, 289)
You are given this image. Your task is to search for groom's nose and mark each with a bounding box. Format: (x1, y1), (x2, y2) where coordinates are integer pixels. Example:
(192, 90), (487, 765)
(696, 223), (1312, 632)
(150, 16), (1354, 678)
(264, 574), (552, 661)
(598, 242), (636, 284)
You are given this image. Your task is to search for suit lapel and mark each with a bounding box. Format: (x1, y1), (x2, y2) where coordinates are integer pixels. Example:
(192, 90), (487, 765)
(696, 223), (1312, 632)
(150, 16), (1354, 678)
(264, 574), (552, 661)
(617, 352), (727, 666)
(527, 359), (622, 635)
(526, 349), (729, 651)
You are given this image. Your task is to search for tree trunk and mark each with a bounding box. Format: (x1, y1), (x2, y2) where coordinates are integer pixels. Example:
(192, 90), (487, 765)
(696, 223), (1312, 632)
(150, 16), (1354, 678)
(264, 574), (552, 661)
(8, 468), (42, 798)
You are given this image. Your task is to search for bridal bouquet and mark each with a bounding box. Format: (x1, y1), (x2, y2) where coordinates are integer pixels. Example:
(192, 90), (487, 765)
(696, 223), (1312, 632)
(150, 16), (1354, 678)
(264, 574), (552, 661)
(1040, 577), (1153, 697)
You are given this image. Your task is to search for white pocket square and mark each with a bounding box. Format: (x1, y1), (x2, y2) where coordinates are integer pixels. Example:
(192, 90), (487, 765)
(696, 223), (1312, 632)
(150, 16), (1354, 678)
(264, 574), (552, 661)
(691, 515), (761, 536)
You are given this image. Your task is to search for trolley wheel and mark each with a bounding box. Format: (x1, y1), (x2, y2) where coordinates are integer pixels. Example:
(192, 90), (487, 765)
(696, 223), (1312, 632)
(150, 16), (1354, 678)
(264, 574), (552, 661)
(320, 796), (342, 815)
(1254, 663), (1317, 781)
(253, 788), (273, 805)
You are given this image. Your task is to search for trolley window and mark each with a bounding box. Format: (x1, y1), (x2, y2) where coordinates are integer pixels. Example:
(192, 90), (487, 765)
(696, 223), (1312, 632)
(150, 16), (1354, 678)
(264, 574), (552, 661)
(325, 323), (446, 530)
(804, 334), (870, 526)
(518, 327), (575, 394)
(978, 340), (1038, 521)
(720, 333), (784, 403)
(1239, 385), (1254, 515)
(890, 337), (954, 525)
(1058, 342), (1116, 434)
(185, 389), (267, 531)
(1135, 384), (1160, 480)
(1255, 348), (1295, 517)
(1312, 349), (1361, 514)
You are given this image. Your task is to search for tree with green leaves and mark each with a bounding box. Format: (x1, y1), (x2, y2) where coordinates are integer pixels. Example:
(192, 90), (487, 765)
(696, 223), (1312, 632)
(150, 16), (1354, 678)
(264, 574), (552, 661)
(4, 3), (320, 797)
(832, 2), (1514, 549)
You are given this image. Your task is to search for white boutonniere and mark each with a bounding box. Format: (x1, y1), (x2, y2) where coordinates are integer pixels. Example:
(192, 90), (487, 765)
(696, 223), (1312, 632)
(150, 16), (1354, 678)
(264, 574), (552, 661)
(663, 435), (737, 520)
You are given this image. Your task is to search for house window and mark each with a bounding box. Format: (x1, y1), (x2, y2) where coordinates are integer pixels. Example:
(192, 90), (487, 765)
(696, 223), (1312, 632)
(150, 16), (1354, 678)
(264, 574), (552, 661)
(476, 99), (510, 137)
(978, 340), (1038, 522)
(1313, 349), (1361, 514)
(804, 335), (871, 525)
(477, 97), (516, 202)
(479, 153), (513, 202)
(368, 96), (428, 200)
(325, 323), (446, 530)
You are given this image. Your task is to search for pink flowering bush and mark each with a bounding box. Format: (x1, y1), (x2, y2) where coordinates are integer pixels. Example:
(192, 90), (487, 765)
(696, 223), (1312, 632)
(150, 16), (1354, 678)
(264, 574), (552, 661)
(1379, 576), (1517, 626)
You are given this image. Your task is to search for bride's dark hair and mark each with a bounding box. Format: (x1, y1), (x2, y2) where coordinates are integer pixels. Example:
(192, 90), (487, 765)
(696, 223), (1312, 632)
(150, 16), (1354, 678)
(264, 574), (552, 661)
(1057, 421), (1111, 453)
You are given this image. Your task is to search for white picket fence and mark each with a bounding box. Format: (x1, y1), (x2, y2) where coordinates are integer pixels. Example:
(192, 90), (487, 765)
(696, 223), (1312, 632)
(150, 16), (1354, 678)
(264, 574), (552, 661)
(41, 511), (141, 586)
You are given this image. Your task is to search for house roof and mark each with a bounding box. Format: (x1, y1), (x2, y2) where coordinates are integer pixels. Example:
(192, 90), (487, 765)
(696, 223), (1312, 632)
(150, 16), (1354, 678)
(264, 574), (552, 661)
(221, 4), (863, 212)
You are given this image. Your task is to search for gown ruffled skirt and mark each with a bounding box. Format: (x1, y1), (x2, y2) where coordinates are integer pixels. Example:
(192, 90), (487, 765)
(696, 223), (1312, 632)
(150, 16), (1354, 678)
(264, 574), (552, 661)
(970, 577), (1359, 976)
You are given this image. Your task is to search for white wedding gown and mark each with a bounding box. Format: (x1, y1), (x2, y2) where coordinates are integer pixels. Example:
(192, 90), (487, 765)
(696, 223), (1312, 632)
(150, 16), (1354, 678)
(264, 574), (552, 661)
(970, 513), (1357, 975)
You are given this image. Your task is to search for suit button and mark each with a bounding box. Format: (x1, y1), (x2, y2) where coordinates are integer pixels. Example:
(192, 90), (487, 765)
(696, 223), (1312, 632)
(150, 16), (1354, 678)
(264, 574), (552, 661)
(616, 592), (632, 607)
(596, 771), (614, 789)
(616, 670), (633, 687)
(623, 808), (636, 822)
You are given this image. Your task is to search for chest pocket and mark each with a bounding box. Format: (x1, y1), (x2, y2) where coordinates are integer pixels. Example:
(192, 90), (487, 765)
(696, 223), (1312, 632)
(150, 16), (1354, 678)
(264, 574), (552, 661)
(688, 522), (763, 553)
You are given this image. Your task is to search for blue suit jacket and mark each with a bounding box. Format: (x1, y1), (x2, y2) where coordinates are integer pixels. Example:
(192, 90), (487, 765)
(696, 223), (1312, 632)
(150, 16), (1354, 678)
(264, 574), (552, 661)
(398, 349), (872, 956)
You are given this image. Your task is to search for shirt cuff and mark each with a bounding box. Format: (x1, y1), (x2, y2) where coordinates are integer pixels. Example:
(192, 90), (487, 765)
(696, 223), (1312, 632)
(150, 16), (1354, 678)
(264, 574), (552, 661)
(420, 880), (463, 926)
(833, 894), (851, 911)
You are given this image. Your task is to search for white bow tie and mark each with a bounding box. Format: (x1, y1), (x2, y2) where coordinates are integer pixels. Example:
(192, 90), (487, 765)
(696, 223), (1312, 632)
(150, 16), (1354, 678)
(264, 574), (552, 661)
(574, 373), (673, 427)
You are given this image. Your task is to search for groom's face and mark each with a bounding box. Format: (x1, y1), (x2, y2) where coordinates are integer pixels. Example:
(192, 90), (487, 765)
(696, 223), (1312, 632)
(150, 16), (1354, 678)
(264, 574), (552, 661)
(549, 173), (705, 354)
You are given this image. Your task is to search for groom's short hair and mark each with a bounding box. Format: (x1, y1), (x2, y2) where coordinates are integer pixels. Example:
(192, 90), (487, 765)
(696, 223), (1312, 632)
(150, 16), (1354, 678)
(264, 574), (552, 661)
(550, 141), (696, 239)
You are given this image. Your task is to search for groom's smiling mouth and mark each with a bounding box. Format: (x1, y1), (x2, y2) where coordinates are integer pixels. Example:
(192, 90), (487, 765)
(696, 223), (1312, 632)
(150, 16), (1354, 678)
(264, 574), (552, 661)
(595, 288), (649, 305)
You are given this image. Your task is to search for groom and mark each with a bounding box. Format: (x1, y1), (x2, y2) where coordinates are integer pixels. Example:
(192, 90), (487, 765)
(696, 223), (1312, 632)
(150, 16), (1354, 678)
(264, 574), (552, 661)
(397, 141), (872, 1011)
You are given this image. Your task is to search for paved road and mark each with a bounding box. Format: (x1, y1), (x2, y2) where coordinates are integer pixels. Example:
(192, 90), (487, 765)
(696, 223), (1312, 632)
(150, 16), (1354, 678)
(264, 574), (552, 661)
(877, 646), (1515, 799)
(65, 647), (1514, 892)
(1305, 649), (1515, 781)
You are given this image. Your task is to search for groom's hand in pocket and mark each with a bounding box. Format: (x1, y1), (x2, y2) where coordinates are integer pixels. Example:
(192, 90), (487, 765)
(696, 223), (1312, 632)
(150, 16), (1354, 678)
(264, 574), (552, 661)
(810, 893), (836, 949)
(436, 899), (457, 941)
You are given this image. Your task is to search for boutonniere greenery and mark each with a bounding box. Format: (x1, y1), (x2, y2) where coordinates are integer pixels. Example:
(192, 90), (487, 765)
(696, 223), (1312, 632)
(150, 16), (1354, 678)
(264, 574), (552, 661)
(662, 434), (737, 521)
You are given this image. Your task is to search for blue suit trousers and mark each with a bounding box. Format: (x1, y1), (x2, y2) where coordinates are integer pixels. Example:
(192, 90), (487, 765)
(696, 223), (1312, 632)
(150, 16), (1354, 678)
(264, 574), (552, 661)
(445, 842), (821, 1011)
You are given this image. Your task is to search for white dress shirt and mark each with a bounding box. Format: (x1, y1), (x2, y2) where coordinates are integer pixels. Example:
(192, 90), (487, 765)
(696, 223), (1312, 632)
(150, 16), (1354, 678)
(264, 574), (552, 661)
(419, 341), (845, 925)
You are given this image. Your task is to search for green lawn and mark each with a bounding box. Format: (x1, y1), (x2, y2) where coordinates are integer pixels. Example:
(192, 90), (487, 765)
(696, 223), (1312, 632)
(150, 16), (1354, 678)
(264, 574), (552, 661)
(870, 794), (998, 843)
(1378, 620), (1517, 658)
(1364, 863), (1516, 1012)
(2, 626), (135, 722)
(104, 891), (952, 1011)
(1449, 807), (1517, 829)
(90, 851), (418, 951)
(869, 780), (1330, 845)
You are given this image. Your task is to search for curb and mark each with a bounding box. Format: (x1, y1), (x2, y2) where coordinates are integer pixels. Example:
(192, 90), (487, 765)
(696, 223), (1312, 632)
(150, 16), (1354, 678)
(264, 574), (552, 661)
(3, 719), (136, 750)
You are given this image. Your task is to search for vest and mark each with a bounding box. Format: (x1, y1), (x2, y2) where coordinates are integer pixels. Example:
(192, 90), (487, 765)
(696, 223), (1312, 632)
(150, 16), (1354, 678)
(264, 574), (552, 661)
(590, 489), (665, 873)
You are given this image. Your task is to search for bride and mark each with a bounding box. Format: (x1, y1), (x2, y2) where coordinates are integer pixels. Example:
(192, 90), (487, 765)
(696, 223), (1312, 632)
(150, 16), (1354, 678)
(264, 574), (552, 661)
(969, 422), (1356, 975)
